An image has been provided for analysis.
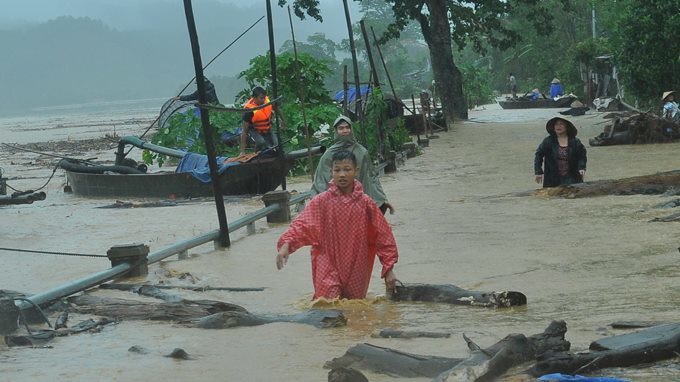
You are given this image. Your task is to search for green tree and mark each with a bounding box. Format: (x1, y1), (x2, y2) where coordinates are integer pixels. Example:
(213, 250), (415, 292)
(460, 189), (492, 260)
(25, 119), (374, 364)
(612, 0), (680, 106)
(281, 0), (552, 129)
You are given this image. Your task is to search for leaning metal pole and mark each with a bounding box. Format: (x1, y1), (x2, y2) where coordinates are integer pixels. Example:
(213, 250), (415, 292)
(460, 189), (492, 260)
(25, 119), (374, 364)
(266, 0), (287, 190)
(183, 0), (230, 247)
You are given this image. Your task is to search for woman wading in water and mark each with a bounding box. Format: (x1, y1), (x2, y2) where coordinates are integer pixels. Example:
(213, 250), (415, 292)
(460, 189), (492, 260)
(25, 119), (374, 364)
(534, 117), (587, 187)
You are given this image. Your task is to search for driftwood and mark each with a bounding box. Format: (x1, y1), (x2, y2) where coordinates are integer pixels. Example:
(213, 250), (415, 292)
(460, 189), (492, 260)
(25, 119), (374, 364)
(530, 323), (680, 376)
(97, 200), (178, 209)
(193, 309), (347, 329)
(100, 283), (265, 293)
(0, 191), (46, 205)
(610, 320), (672, 329)
(69, 294), (346, 329)
(388, 283), (527, 308)
(371, 329), (451, 339)
(650, 211), (680, 222)
(521, 170), (680, 199)
(325, 320), (569, 379)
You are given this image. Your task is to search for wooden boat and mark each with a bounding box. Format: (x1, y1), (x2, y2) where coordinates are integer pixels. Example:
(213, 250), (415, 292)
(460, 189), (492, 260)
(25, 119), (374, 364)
(60, 136), (322, 198)
(498, 95), (576, 109)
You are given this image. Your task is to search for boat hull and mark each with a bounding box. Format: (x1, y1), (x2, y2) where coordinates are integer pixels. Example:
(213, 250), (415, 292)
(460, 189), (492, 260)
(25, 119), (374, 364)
(65, 157), (285, 198)
(498, 97), (575, 109)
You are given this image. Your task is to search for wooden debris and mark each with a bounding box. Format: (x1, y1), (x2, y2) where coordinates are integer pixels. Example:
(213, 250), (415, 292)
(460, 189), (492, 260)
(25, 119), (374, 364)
(325, 320), (569, 378)
(589, 113), (680, 146)
(69, 294), (346, 329)
(371, 329), (451, 339)
(523, 170), (680, 198)
(530, 324), (680, 376)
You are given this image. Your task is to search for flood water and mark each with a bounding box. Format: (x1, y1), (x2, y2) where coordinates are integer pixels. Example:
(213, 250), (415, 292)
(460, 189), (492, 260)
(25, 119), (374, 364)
(1, 103), (679, 381)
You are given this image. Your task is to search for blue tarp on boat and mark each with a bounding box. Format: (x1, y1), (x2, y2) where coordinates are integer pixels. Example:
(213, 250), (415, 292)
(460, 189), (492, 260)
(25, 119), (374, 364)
(175, 152), (241, 183)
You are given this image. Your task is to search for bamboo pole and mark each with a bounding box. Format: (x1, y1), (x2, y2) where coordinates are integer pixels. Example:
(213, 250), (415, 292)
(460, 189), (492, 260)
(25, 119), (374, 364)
(360, 19), (385, 160)
(343, 65), (349, 116)
(286, 6), (314, 179)
(342, 0), (366, 145)
(265, 0), (286, 190)
(182, 0), (230, 247)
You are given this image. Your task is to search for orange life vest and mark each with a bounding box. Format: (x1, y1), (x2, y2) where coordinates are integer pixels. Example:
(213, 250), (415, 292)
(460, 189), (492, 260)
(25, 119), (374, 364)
(244, 96), (272, 133)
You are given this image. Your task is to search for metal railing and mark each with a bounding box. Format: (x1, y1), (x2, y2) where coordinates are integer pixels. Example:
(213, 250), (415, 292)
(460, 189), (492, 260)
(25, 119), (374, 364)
(18, 191), (311, 310)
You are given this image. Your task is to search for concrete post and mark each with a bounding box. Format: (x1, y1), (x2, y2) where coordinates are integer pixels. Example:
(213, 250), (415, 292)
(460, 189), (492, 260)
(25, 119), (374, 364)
(385, 151), (397, 173)
(106, 243), (149, 277)
(0, 298), (19, 335)
(262, 190), (291, 223)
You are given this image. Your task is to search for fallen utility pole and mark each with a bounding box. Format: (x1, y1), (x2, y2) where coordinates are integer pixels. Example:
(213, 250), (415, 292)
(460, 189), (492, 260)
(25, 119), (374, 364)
(286, 5), (314, 179)
(182, 0), (230, 248)
(360, 19), (385, 160)
(343, 0), (366, 145)
(266, 0), (287, 191)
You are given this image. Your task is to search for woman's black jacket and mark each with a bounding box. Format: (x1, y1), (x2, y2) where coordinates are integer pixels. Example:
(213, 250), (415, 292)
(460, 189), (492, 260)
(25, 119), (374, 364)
(534, 135), (587, 187)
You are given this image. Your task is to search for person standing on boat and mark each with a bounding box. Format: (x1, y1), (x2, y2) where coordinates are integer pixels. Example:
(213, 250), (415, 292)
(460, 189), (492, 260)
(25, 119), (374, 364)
(311, 116), (394, 215)
(534, 117), (587, 187)
(240, 86), (279, 155)
(550, 78), (564, 99)
(509, 73), (517, 99)
(173, 77), (220, 104)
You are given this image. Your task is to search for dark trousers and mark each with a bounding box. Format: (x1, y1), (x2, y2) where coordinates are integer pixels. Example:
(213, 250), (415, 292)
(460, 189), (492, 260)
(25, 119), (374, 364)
(249, 129), (279, 151)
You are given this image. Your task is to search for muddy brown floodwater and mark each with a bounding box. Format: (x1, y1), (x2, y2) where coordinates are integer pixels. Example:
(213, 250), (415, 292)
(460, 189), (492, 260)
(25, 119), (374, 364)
(1, 104), (679, 381)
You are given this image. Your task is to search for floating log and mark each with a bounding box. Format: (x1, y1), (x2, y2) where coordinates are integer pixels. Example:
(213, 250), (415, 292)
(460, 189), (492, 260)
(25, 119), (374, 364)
(371, 329), (451, 339)
(610, 320), (672, 329)
(69, 294), (346, 329)
(0, 191), (46, 205)
(520, 170), (680, 199)
(193, 309), (347, 329)
(530, 323), (680, 376)
(388, 283), (527, 308)
(434, 333), (535, 382)
(325, 320), (569, 378)
(100, 283), (265, 293)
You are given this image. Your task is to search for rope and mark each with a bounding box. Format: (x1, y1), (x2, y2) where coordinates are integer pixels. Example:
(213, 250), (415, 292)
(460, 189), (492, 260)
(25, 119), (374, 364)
(0, 247), (107, 258)
(3, 161), (61, 194)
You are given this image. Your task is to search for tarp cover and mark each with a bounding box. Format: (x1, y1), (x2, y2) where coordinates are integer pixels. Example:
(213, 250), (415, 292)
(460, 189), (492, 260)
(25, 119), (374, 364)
(175, 152), (241, 183)
(334, 85), (372, 104)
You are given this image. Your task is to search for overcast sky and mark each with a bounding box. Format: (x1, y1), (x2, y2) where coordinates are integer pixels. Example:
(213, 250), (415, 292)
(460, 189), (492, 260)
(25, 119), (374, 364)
(0, 0), (361, 41)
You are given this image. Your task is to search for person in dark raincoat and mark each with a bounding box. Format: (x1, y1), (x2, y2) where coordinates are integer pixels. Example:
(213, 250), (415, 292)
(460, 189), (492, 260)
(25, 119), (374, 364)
(534, 117), (587, 187)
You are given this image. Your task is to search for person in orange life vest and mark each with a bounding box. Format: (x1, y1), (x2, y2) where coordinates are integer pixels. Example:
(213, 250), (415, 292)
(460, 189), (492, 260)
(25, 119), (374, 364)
(276, 150), (399, 300)
(240, 86), (279, 155)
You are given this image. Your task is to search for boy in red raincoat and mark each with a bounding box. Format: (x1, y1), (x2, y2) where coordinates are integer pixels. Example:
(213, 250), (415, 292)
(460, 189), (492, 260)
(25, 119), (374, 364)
(276, 150), (399, 299)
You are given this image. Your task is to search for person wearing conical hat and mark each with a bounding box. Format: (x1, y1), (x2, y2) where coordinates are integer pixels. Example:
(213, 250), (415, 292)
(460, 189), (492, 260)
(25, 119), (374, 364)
(661, 91), (679, 121)
(534, 117), (587, 187)
(311, 115), (394, 214)
(549, 78), (564, 99)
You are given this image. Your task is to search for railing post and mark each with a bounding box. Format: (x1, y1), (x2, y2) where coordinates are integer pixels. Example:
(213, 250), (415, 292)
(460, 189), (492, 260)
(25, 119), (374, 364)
(262, 190), (291, 223)
(246, 222), (256, 235)
(0, 298), (19, 335)
(106, 243), (149, 278)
